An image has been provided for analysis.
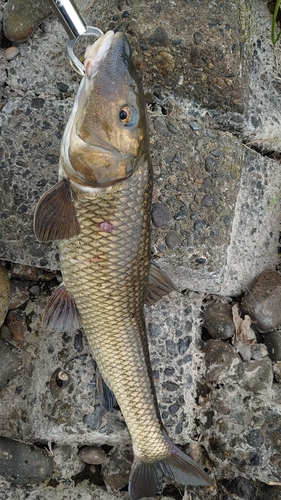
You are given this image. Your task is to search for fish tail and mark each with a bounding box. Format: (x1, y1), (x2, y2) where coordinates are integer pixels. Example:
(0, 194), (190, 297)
(129, 432), (211, 500)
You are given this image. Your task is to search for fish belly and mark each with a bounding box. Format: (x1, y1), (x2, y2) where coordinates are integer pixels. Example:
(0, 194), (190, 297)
(59, 165), (168, 460)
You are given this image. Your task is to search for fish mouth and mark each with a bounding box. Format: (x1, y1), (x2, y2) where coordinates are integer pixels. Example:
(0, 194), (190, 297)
(84, 30), (116, 79)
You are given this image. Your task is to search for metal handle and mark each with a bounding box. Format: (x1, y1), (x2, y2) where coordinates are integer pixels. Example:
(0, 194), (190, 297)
(48, 0), (86, 39)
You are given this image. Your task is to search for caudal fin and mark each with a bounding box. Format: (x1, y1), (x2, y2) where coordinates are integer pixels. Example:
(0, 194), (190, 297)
(128, 435), (211, 500)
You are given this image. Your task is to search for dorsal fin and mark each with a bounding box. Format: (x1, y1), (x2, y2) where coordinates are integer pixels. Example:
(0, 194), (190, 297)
(145, 261), (181, 306)
(42, 283), (81, 331)
(34, 179), (80, 242)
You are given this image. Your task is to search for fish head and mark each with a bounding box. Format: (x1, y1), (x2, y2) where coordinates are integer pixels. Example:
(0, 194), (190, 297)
(62, 31), (149, 188)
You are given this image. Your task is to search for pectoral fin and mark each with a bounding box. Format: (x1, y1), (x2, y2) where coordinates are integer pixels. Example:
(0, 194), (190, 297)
(42, 283), (81, 331)
(145, 261), (181, 306)
(34, 179), (80, 242)
(95, 365), (117, 412)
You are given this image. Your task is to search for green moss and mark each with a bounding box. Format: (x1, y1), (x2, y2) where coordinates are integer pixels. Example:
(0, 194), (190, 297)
(239, 0), (254, 55)
(226, 163), (241, 179)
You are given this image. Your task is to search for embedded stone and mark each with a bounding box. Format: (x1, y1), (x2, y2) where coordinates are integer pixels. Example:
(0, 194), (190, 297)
(101, 447), (131, 492)
(241, 270), (281, 333)
(0, 339), (21, 388)
(3, 0), (53, 42)
(6, 309), (27, 347)
(0, 436), (53, 485)
(264, 331), (281, 361)
(204, 302), (235, 339)
(0, 265), (10, 327)
(203, 339), (244, 383)
(151, 203), (173, 227)
(240, 358), (273, 393)
(79, 446), (106, 465)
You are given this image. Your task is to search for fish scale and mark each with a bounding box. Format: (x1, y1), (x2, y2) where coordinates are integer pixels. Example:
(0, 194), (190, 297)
(34, 30), (211, 498)
(59, 164), (168, 460)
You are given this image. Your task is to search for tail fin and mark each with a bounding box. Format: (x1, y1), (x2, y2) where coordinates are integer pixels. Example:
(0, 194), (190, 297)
(128, 435), (211, 500)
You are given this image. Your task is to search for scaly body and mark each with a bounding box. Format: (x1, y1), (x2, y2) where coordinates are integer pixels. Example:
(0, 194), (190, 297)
(34, 30), (211, 499)
(59, 163), (170, 459)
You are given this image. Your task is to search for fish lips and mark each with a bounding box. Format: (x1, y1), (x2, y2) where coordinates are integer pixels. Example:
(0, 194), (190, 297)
(68, 138), (135, 187)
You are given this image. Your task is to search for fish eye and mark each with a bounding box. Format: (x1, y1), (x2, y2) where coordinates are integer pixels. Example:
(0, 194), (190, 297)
(119, 106), (137, 127)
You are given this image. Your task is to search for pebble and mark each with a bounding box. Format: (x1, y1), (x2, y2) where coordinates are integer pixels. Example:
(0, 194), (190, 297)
(29, 285), (40, 296)
(101, 447), (131, 491)
(273, 361), (281, 382)
(4, 47), (19, 61)
(8, 280), (29, 309)
(205, 157), (217, 172)
(202, 195), (213, 207)
(0, 339), (21, 388)
(264, 331), (281, 361)
(203, 339), (245, 383)
(193, 31), (203, 44)
(0, 325), (13, 342)
(149, 26), (169, 46)
(223, 476), (258, 500)
(240, 358), (273, 393)
(9, 264), (39, 281)
(165, 231), (180, 249)
(0, 436), (53, 485)
(189, 121), (202, 131)
(151, 202), (173, 227)
(241, 269), (281, 332)
(0, 265), (10, 327)
(153, 116), (169, 135)
(6, 309), (27, 347)
(251, 343), (268, 360)
(3, 0), (53, 42)
(79, 446), (106, 465)
(203, 302), (235, 340)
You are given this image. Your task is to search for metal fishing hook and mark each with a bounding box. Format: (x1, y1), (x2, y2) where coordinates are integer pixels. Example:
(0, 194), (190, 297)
(48, 0), (103, 75)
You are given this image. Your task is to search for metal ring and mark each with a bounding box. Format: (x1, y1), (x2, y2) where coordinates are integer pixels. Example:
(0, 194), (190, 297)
(66, 26), (104, 75)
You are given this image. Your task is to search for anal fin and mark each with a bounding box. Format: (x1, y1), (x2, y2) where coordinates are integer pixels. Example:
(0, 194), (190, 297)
(42, 283), (81, 331)
(34, 179), (80, 242)
(145, 260), (181, 306)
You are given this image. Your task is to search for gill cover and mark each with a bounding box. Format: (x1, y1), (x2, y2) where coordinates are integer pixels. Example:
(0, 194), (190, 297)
(61, 31), (149, 188)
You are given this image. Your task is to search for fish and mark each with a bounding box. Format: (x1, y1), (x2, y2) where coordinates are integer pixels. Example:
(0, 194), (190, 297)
(34, 30), (211, 499)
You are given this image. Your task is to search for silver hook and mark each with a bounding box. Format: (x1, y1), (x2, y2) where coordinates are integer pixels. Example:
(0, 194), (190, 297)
(48, 0), (103, 75)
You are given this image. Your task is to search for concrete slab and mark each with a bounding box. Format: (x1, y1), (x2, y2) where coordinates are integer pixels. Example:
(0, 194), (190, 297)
(2, 0), (280, 297)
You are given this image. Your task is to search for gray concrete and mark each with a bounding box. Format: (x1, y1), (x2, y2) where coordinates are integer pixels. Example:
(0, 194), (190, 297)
(1, 0), (281, 296)
(1, 0), (281, 499)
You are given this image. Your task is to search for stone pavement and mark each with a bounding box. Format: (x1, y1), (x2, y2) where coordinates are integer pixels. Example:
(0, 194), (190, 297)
(1, 1), (281, 499)
(1, 0), (281, 295)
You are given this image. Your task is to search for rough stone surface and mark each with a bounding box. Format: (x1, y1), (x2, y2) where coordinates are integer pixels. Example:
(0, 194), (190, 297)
(0, 436), (54, 485)
(0, 0), (281, 297)
(0, 265), (10, 327)
(0, 339), (21, 388)
(101, 446), (131, 492)
(203, 339), (244, 384)
(198, 380), (281, 487)
(3, 0), (53, 42)
(8, 280), (30, 310)
(1, 0), (281, 499)
(264, 332), (281, 361)
(240, 358), (273, 393)
(203, 302), (235, 340)
(241, 270), (281, 332)
(6, 309), (27, 347)
(0, 268), (280, 500)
